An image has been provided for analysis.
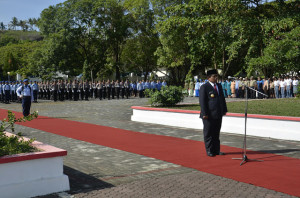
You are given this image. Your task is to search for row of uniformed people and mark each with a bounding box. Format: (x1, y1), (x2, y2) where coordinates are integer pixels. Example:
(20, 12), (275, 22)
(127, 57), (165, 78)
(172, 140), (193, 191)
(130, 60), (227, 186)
(36, 79), (167, 101)
(0, 81), (39, 104)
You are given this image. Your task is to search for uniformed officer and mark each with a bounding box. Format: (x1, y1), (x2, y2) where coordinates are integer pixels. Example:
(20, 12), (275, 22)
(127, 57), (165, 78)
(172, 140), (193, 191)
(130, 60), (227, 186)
(16, 79), (34, 116)
(32, 81), (39, 103)
(79, 81), (84, 100)
(11, 81), (16, 102)
(83, 80), (90, 100)
(52, 81), (58, 101)
(97, 81), (102, 100)
(111, 80), (115, 99)
(3, 81), (11, 104)
(102, 80), (106, 99)
(124, 80), (130, 99)
(115, 80), (120, 99)
(73, 80), (79, 101)
(46, 81), (51, 100)
(137, 81), (143, 98)
(106, 80), (111, 100)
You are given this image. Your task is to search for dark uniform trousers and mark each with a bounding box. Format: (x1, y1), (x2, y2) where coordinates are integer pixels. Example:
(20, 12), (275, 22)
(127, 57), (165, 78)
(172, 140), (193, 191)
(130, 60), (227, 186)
(33, 90), (38, 102)
(53, 90), (58, 101)
(111, 87), (115, 99)
(116, 87), (120, 99)
(84, 89), (89, 100)
(5, 90), (10, 103)
(22, 96), (31, 116)
(98, 88), (102, 100)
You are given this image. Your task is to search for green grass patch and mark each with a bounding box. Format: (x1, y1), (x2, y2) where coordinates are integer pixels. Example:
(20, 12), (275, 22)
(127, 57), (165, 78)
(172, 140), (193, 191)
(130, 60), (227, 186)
(157, 98), (300, 117)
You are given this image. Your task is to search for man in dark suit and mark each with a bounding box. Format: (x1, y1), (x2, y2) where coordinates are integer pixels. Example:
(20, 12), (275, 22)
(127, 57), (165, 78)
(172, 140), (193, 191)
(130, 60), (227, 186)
(199, 69), (228, 157)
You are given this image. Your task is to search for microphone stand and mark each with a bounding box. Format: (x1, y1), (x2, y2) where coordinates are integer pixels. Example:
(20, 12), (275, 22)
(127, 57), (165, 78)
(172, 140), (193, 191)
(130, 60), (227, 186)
(232, 84), (268, 166)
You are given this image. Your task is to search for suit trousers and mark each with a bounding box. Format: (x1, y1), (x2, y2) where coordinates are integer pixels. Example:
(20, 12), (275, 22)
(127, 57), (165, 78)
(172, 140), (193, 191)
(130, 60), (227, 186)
(202, 117), (222, 155)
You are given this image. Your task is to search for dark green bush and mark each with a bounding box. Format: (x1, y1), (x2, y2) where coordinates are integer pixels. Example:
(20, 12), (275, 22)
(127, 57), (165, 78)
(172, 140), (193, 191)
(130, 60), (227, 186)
(148, 86), (184, 106)
(0, 111), (38, 157)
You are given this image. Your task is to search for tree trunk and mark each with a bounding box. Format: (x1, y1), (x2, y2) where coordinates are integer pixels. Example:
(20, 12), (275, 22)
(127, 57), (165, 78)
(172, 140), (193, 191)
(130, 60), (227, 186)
(214, 44), (217, 69)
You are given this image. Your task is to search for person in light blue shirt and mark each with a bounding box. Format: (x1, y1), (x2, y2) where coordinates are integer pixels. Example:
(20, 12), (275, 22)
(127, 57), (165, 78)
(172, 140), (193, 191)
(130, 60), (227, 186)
(157, 80), (162, 91)
(131, 81), (137, 97)
(16, 79), (34, 116)
(32, 81), (39, 103)
(3, 81), (11, 104)
(11, 81), (16, 102)
(150, 80), (156, 91)
(235, 78), (240, 98)
(137, 81), (143, 98)
(162, 80), (167, 87)
(195, 79), (200, 97)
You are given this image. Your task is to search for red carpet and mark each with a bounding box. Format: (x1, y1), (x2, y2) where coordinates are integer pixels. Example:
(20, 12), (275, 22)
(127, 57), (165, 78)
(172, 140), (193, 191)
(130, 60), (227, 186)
(1, 109), (300, 197)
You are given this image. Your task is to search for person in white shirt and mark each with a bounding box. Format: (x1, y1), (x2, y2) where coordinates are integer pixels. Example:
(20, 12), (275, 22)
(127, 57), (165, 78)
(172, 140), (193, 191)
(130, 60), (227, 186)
(284, 76), (292, 98)
(16, 79), (34, 116)
(274, 77), (280, 98)
(292, 76), (299, 98)
(279, 77), (287, 98)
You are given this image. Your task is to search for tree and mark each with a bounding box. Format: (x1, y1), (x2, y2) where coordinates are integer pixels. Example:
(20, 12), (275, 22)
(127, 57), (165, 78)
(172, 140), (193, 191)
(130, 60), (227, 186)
(10, 17), (18, 30)
(19, 20), (28, 31)
(0, 22), (6, 31)
(121, 0), (160, 81)
(37, 0), (108, 80)
(94, 0), (133, 80)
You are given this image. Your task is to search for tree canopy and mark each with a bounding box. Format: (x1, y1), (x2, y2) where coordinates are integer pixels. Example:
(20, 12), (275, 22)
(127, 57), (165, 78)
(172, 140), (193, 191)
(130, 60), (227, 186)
(0, 0), (299, 83)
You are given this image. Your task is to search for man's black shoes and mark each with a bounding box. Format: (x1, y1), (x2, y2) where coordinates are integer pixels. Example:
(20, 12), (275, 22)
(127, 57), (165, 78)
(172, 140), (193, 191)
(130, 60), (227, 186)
(207, 152), (225, 157)
(207, 152), (216, 157)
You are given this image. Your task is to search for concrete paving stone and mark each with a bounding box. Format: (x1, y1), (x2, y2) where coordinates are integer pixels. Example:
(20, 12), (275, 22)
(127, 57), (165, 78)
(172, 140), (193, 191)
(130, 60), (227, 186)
(0, 96), (298, 198)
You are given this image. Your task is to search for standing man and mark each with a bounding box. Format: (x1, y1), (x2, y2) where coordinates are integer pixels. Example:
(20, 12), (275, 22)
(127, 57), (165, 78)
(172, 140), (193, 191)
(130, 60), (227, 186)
(16, 79), (33, 117)
(3, 81), (11, 104)
(32, 81), (39, 103)
(199, 69), (228, 157)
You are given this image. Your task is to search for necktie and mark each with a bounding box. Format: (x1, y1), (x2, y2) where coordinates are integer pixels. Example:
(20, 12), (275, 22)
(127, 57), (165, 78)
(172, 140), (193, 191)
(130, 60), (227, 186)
(214, 84), (218, 95)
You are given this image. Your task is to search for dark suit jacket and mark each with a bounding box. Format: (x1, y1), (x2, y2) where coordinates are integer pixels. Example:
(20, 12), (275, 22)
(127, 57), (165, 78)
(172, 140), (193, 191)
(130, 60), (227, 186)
(199, 82), (228, 119)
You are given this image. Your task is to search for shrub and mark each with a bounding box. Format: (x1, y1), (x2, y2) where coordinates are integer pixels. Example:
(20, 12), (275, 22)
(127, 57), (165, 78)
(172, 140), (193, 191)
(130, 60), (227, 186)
(0, 111), (38, 157)
(148, 86), (184, 106)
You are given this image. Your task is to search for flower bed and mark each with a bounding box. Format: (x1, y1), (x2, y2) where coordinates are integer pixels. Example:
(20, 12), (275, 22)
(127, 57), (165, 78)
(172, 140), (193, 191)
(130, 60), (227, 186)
(0, 132), (70, 198)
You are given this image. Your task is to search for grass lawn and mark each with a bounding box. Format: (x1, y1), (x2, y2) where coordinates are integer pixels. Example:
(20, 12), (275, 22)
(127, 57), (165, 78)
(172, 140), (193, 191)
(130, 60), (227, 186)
(162, 98), (300, 117)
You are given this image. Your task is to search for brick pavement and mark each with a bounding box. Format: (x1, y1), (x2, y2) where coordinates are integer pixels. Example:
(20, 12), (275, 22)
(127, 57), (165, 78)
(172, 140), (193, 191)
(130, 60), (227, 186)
(0, 97), (299, 198)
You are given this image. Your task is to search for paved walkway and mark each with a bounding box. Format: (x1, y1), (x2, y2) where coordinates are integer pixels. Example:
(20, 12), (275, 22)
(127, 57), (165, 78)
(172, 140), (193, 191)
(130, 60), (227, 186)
(1, 97), (299, 198)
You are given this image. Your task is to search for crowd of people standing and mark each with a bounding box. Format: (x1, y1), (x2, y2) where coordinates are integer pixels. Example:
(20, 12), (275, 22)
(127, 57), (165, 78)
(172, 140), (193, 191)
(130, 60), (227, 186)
(189, 75), (299, 99)
(0, 79), (168, 104)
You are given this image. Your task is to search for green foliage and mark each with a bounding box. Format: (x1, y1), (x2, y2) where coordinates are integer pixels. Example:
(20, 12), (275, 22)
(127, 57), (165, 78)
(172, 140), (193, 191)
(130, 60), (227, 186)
(1, 0), (299, 82)
(0, 40), (43, 78)
(0, 30), (42, 43)
(0, 111), (39, 157)
(147, 86), (184, 107)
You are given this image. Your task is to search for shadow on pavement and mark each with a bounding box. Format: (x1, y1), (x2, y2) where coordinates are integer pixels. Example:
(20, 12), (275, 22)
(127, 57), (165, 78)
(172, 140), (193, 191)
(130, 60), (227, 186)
(64, 165), (114, 194)
(36, 166), (114, 197)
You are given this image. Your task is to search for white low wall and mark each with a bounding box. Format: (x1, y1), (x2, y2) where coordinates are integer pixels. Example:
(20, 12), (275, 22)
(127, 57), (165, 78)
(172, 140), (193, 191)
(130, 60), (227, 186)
(131, 107), (300, 141)
(0, 134), (70, 198)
